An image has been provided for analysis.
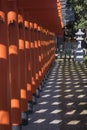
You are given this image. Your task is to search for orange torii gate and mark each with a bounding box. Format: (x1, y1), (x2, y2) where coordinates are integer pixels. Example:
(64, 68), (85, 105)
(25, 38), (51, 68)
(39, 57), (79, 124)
(0, 0), (63, 130)
(0, 0), (11, 130)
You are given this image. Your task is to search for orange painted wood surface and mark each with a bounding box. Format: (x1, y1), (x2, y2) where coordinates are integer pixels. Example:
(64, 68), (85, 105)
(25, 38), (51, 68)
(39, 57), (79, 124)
(0, 0), (11, 130)
(8, 0), (21, 125)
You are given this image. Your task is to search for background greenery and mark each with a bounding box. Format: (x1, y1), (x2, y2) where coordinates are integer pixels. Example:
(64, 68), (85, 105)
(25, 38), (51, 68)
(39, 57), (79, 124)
(67, 0), (87, 29)
(64, 0), (87, 41)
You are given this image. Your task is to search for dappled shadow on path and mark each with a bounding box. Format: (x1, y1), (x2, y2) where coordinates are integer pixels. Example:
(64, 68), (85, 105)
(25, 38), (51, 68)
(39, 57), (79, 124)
(22, 60), (87, 130)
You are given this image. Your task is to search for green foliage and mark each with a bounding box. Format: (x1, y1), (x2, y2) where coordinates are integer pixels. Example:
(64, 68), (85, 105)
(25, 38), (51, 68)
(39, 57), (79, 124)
(84, 55), (87, 60)
(83, 55), (87, 66)
(67, 0), (87, 30)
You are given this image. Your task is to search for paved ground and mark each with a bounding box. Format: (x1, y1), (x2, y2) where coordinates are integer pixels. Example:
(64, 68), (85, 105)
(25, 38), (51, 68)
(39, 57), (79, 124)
(22, 59), (87, 130)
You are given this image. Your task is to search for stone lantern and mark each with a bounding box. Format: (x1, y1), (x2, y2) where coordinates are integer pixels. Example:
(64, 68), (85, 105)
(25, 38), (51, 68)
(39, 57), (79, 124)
(74, 29), (85, 62)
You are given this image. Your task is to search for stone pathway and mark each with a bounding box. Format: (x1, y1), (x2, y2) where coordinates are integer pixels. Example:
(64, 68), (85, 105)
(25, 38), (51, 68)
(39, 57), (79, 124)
(22, 60), (87, 130)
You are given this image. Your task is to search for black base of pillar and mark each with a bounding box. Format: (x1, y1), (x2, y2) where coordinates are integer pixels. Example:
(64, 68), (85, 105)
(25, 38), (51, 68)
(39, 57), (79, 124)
(39, 84), (43, 92)
(28, 101), (33, 114)
(12, 125), (21, 130)
(41, 81), (44, 88)
(36, 88), (40, 98)
(22, 119), (28, 126)
(32, 94), (37, 105)
(21, 112), (28, 126)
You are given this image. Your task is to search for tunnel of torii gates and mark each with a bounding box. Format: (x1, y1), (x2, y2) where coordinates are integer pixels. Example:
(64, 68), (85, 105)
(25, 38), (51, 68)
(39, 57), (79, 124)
(0, 0), (64, 130)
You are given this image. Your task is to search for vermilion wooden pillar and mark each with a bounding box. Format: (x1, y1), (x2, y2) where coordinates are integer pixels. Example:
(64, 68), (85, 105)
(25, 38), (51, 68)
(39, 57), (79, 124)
(0, 1), (11, 130)
(42, 29), (46, 79)
(33, 23), (40, 96)
(24, 15), (33, 113)
(7, 0), (21, 130)
(38, 26), (42, 85)
(18, 10), (28, 125)
(29, 22), (37, 104)
(37, 26), (42, 89)
(44, 30), (49, 80)
(40, 28), (44, 84)
(40, 27), (44, 86)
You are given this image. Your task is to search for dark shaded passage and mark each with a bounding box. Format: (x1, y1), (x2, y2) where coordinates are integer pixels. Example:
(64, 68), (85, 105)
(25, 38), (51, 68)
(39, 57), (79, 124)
(22, 59), (87, 130)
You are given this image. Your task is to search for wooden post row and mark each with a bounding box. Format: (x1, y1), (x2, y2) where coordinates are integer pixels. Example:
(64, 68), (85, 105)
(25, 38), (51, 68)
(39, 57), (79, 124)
(8, 0), (21, 129)
(0, 0), (56, 129)
(24, 15), (33, 112)
(0, 0), (11, 129)
(18, 10), (28, 125)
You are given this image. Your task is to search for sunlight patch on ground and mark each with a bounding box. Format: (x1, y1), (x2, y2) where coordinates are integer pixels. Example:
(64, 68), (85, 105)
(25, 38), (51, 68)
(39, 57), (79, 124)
(78, 95), (85, 98)
(66, 110), (76, 115)
(42, 94), (51, 98)
(65, 94), (74, 98)
(78, 102), (87, 105)
(67, 120), (80, 125)
(73, 82), (80, 85)
(80, 110), (87, 115)
(51, 109), (62, 114)
(54, 89), (61, 92)
(64, 89), (71, 92)
(39, 102), (48, 105)
(43, 90), (51, 92)
(52, 102), (61, 105)
(84, 85), (87, 88)
(34, 119), (46, 123)
(53, 95), (61, 98)
(49, 120), (62, 124)
(67, 102), (74, 106)
(74, 85), (80, 88)
(65, 82), (72, 84)
(35, 109), (48, 113)
(55, 86), (61, 88)
(75, 89), (84, 92)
